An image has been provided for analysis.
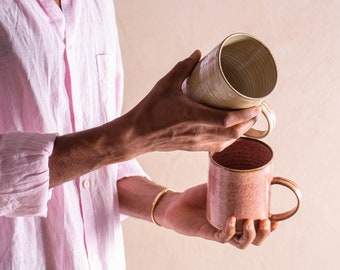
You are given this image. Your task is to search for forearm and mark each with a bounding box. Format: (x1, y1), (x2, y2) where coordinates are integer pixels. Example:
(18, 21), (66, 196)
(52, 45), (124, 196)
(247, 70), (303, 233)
(48, 115), (136, 187)
(48, 50), (260, 188)
(117, 176), (176, 224)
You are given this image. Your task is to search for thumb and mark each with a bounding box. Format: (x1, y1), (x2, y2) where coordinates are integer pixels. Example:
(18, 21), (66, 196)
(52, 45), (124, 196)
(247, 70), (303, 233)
(166, 50), (201, 86)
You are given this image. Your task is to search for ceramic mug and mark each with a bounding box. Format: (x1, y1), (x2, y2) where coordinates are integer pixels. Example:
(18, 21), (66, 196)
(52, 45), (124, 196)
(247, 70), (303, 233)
(206, 137), (302, 232)
(182, 33), (277, 139)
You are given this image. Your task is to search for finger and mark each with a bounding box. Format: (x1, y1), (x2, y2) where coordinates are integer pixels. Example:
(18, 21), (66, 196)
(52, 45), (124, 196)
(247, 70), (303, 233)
(223, 107), (261, 128)
(182, 100), (261, 129)
(218, 216), (237, 243)
(225, 216), (237, 239)
(167, 50), (201, 86)
(225, 116), (259, 139)
(197, 115), (258, 148)
(252, 219), (271, 246)
(271, 221), (280, 232)
(175, 117), (257, 153)
(202, 106), (260, 129)
(230, 219), (256, 249)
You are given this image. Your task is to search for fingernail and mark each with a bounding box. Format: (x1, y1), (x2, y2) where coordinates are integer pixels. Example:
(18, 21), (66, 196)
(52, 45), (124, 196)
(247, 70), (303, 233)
(263, 220), (271, 230)
(229, 217), (236, 227)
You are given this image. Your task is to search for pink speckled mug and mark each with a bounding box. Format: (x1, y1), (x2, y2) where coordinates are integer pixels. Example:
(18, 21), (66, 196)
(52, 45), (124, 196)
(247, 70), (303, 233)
(207, 137), (302, 232)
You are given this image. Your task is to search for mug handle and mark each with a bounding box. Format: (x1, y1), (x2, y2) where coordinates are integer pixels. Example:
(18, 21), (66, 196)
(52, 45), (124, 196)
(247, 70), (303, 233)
(244, 101), (276, 139)
(270, 177), (302, 222)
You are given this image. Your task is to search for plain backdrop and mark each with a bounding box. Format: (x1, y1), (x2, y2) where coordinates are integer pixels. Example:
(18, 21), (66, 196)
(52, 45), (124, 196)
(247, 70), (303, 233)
(115, 1), (340, 269)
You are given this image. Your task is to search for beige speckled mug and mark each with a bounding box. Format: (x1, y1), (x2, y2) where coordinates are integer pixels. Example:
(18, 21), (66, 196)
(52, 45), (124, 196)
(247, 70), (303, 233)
(182, 33), (277, 139)
(207, 137), (302, 232)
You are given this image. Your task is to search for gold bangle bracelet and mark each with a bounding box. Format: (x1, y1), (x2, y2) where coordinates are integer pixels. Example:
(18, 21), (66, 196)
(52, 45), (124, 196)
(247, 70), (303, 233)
(151, 188), (174, 226)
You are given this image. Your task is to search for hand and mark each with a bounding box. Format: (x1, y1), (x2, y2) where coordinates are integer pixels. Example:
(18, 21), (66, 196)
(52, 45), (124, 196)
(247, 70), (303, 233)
(120, 50), (261, 156)
(48, 51), (260, 186)
(156, 184), (279, 249)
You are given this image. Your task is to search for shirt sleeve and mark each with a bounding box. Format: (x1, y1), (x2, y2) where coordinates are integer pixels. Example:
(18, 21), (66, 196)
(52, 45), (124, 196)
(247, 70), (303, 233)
(0, 131), (57, 217)
(116, 158), (150, 181)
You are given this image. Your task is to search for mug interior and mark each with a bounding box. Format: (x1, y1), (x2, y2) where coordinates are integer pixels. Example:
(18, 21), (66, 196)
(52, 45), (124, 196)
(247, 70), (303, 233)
(212, 137), (273, 171)
(220, 34), (277, 99)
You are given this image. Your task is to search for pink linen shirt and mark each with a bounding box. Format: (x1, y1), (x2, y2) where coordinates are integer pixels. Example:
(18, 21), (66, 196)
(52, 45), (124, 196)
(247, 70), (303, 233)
(0, 1), (148, 269)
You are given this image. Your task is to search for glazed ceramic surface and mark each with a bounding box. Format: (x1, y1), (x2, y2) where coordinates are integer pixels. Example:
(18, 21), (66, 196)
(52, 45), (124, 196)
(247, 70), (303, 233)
(207, 137), (302, 232)
(182, 33), (277, 138)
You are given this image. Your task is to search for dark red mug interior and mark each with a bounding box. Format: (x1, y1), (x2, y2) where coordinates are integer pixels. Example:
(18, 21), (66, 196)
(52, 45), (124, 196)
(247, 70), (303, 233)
(211, 137), (273, 170)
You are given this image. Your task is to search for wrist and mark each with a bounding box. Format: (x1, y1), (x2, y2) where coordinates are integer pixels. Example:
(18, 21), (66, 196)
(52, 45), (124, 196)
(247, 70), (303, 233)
(100, 115), (141, 163)
(152, 188), (177, 227)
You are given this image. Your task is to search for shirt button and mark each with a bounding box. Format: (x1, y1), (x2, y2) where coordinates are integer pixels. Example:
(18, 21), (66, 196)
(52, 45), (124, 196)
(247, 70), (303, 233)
(75, 115), (81, 125)
(82, 180), (90, 189)
(90, 252), (98, 261)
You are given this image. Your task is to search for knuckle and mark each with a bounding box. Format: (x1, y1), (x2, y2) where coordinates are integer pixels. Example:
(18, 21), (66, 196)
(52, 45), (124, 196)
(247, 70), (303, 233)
(228, 128), (242, 139)
(218, 234), (233, 244)
(193, 126), (202, 137)
(223, 117), (230, 127)
(189, 125), (205, 138)
(217, 238), (226, 244)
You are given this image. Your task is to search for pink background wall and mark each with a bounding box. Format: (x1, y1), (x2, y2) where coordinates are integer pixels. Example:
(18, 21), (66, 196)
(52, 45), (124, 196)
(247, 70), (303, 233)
(115, 1), (339, 269)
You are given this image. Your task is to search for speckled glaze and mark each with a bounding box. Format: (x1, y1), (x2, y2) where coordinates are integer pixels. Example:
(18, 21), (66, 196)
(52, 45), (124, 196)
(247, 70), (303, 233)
(182, 33), (277, 139)
(207, 138), (302, 232)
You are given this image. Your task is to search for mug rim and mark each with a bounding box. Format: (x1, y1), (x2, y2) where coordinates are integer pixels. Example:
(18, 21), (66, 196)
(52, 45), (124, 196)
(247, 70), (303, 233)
(209, 137), (274, 173)
(217, 32), (278, 101)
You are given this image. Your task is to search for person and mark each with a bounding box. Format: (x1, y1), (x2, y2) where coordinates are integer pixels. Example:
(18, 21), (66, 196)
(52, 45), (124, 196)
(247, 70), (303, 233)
(0, 0), (278, 269)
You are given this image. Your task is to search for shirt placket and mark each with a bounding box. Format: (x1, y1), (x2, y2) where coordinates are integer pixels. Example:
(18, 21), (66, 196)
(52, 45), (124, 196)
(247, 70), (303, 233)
(78, 175), (101, 269)
(58, 1), (100, 268)
(64, 29), (100, 270)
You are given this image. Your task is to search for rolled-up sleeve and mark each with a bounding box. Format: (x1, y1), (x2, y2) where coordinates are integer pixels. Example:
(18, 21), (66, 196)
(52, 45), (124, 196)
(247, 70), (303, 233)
(0, 132), (57, 217)
(116, 158), (150, 181)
